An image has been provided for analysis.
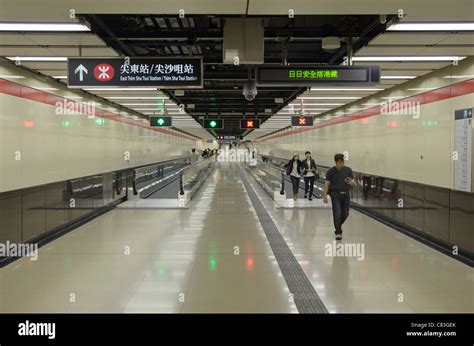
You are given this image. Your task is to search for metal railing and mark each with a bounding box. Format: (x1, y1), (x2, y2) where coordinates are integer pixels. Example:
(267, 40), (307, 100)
(132, 157), (190, 198)
(179, 157), (216, 199)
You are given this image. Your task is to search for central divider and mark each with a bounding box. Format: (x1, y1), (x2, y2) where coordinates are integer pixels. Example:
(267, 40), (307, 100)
(236, 163), (329, 314)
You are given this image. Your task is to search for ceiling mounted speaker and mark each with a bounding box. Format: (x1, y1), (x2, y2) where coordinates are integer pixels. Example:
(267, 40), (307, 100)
(322, 37), (341, 51)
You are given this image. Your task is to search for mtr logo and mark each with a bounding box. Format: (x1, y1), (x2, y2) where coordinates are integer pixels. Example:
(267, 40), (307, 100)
(93, 63), (115, 82)
(240, 119), (260, 129)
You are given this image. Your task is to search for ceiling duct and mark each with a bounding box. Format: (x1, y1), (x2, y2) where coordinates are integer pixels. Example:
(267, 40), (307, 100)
(223, 18), (264, 64)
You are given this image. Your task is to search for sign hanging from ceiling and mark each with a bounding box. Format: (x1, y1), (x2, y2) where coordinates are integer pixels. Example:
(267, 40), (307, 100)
(256, 65), (380, 86)
(291, 116), (314, 127)
(240, 119), (260, 129)
(67, 57), (203, 88)
(150, 116), (172, 127)
(203, 119), (224, 129)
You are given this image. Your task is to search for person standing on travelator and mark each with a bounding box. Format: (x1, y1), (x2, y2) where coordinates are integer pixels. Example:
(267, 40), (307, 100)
(302, 151), (318, 201)
(285, 153), (303, 201)
(322, 153), (355, 240)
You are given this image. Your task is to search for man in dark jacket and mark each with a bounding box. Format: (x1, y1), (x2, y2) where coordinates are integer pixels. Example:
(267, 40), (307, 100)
(322, 153), (355, 240)
(285, 153), (303, 201)
(301, 151), (318, 201)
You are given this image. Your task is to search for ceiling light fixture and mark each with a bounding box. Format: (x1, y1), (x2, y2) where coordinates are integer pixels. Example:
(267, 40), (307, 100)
(0, 22), (90, 32)
(352, 56), (466, 62)
(387, 22), (474, 31)
(310, 87), (384, 91)
(381, 76), (416, 80)
(7, 56), (67, 61)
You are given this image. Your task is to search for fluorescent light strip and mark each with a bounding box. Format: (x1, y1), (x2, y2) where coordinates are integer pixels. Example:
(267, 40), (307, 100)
(36, 87), (59, 91)
(310, 87), (384, 91)
(388, 22), (474, 31)
(300, 96), (362, 100)
(0, 23), (90, 32)
(381, 76), (416, 80)
(120, 103), (177, 106)
(288, 103), (344, 106)
(0, 75), (25, 79)
(353, 56), (466, 62)
(84, 87), (158, 91)
(7, 56), (67, 61)
(107, 96), (168, 100)
(52, 75), (67, 79)
(443, 75), (474, 79)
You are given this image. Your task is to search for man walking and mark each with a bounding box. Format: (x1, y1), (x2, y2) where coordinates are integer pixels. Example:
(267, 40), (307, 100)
(322, 154), (355, 240)
(302, 151), (318, 201)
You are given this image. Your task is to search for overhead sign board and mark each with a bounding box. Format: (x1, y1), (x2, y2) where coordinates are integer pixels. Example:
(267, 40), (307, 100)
(240, 119), (260, 129)
(256, 65), (380, 86)
(203, 119), (224, 129)
(291, 116), (314, 127)
(150, 116), (172, 127)
(67, 57), (203, 88)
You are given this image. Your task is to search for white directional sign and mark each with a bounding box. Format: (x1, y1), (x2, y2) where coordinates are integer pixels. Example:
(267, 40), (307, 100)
(74, 64), (88, 81)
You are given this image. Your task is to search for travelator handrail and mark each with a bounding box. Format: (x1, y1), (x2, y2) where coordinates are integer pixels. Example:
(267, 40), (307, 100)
(179, 157), (216, 197)
(132, 157), (190, 197)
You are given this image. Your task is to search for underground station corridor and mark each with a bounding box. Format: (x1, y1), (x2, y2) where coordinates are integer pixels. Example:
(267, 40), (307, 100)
(0, 1), (472, 345)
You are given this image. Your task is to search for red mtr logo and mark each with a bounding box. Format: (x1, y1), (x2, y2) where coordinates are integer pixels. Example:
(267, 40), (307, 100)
(93, 63), (114, 82)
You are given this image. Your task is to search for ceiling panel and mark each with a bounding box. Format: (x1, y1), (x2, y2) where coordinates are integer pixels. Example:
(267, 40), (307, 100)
(358, 61), (450, 70)
(0, 46), (59, 55)
(37, 69), (67, 76)
(357, 46), (428, 55)
(21, 62), (67, 70)
(419, 46), (474, 55)
(441, 33), (474, 45)
(24, 33), (107, 46)
(0, 33), (40, 45)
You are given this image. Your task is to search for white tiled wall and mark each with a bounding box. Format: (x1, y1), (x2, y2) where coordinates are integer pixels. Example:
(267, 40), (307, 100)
(0, 66), (202, 193)
(254, 58), (474, 190)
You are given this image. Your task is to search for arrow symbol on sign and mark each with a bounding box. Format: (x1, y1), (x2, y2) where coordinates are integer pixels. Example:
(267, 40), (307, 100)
(74, 64), (88, 81)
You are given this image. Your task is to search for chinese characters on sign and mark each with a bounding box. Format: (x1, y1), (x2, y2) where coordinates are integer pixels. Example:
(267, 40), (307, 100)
(256, 65), (380, 86)
(67, 58), (203, 88)
(119, 63), (196, 82)
(288, 69), (339, 79)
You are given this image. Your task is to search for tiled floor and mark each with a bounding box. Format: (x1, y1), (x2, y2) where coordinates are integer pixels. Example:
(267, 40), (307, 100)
(244, 169), (474, 313)
(0, 162), (472, 313)
(0, 163), (295, 313)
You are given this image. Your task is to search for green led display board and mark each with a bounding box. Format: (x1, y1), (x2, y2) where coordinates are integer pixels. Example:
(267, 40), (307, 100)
(203, 119), (223, 129)
(256, 65), (380, 86)
(150, 116), (172, 127)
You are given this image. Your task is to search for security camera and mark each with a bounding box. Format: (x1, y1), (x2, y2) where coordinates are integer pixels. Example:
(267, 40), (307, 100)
(243, 80), (257, 101)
